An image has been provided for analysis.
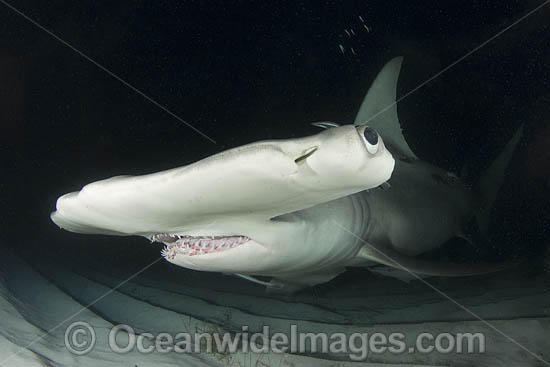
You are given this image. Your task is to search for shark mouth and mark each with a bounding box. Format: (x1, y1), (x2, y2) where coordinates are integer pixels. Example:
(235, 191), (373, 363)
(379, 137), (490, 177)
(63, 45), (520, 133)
(152, 234), (251, 259)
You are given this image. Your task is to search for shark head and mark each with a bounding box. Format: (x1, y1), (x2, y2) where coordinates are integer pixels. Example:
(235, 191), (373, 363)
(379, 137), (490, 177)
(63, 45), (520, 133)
(51, 124), (394, 273)
(152, 124), (394, 273)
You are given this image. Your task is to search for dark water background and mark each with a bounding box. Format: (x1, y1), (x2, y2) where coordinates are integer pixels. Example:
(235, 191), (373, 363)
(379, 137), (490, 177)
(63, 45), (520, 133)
(1, 1), (549, 270)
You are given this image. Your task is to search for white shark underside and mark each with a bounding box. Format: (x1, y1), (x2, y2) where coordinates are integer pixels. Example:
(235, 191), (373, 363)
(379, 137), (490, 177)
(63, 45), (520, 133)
(51, 57), (522, 292)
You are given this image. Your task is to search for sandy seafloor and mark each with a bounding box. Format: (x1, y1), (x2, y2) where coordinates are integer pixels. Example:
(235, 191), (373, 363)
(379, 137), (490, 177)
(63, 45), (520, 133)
(1, 244), (549, 366)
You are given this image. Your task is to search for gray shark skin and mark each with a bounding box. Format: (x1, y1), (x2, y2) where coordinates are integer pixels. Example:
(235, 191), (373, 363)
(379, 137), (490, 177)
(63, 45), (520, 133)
(349, 58), (523, 279)
(50, 57), (521, 292)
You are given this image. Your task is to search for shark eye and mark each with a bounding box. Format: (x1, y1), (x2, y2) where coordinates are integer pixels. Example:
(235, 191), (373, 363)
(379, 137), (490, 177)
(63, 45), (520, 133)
(362, 127), (379, 154)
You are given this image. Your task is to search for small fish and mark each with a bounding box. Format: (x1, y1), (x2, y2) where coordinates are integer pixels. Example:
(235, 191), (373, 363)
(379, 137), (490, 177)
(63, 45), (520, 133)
(351, 47), (356, 55)
(351, 29), (356, 36)
(363, 24), (371, 32)
(344, 29), (351, 37)
(359, 15), (365, 23)
(339, 44), (345, 54)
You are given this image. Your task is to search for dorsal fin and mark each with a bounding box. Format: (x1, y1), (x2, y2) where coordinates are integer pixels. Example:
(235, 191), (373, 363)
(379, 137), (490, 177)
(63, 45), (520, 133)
(353, 57), (417, 159)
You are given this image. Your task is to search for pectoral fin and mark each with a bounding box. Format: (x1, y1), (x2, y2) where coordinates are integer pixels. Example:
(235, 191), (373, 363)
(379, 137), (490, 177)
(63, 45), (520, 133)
(266, 268), (346, 293)
(357, 242), (521, 277)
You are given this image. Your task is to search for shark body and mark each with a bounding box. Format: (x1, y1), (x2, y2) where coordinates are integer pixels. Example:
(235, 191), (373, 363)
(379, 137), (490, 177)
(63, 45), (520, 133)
(51, 57), (521, 291)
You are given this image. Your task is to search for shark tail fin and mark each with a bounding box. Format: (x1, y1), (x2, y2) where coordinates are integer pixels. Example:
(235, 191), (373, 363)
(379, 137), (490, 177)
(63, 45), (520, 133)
(475, 124), (524, 237)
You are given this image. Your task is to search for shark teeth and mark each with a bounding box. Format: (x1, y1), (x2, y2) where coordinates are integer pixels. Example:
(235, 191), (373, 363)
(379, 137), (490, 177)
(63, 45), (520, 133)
(150, 233), (183, 243)
(158, 235), (250, 260)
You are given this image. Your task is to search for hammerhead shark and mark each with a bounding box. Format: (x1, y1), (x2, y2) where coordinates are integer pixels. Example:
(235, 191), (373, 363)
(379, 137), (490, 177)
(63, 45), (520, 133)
(51, 57), (522, 292)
